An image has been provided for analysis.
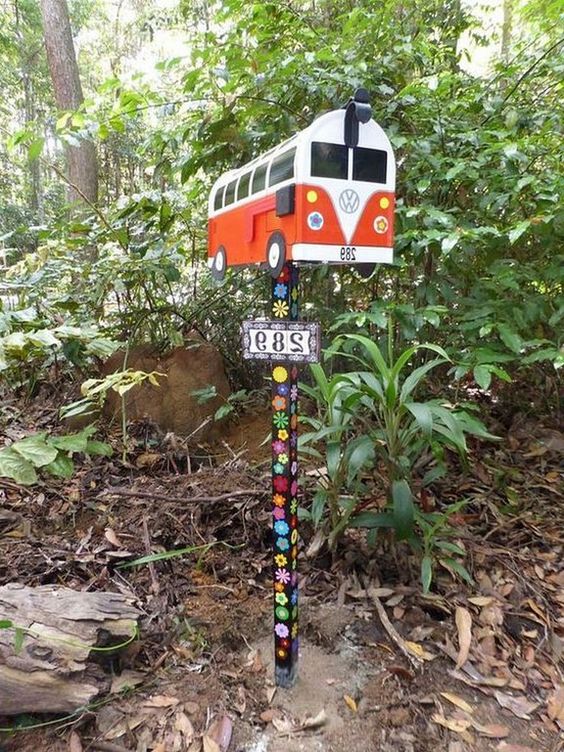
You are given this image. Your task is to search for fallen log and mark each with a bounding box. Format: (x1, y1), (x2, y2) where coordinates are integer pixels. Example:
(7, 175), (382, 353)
(0, 583), (140, 716)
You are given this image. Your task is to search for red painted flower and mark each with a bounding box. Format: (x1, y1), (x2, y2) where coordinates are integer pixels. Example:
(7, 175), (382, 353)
(273, 476), (288, 493)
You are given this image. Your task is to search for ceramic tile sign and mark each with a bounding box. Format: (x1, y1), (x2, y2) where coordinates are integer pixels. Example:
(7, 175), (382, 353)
(242, 320), (320, 363)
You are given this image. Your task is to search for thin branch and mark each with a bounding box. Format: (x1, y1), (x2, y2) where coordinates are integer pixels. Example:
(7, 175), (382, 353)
(102, 488), (267, 504)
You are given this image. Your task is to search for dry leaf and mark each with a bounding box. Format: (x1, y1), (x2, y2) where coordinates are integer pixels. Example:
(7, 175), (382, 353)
(431, 712), (472, 734)
(455, 606), (472, 669)
(136, 452), (161, 468)
(471, 721), (509, 738)
(175, 712), (195, 742)
(494, 691), (539, 719)
(205, 715), (233, 752)
(234, 685), (246, 715)
(343, 694), (357, 713)
(547, 686), (564, 722)
(468, 596), (494, 606)
(203, 737), (221, 752)
(144, 694), (180, 708)
(110, 669), (145, 694)
(104, 527), (123, 547)
(496, 744), (538, 752)
(440, 692), (474, 714)
(260, 709), (279, 723)
(301, 709), (327, 729)
(272, 716), (294, 733)
(68, 731), (83, 752)
(405, 640), (436, 660)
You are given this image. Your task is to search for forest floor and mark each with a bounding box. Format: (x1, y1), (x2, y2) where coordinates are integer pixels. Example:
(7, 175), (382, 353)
(0, 392), (562, 752)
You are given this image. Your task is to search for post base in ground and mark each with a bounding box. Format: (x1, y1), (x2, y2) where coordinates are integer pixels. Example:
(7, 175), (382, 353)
(275, 660), (298, 688)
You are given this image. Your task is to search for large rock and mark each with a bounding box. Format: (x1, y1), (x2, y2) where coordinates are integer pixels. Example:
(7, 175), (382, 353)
(102, 339), (230, 441)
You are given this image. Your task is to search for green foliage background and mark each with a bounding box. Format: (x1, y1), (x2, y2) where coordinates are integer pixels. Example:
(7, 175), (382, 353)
(0, 0), (562, 392)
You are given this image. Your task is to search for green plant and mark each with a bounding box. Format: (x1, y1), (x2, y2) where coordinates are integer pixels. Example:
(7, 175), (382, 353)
(191, 385), (250, 421)
(0, 425), (111, 485)
(301, 324), (496, 588)
(61, 368), (165, 462)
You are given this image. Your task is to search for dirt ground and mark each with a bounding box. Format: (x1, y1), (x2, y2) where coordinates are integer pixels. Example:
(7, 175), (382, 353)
(0, 403), (562, 752)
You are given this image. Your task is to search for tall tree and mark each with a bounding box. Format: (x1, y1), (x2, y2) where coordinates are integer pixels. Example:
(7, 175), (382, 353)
(38, 0), (98, 208)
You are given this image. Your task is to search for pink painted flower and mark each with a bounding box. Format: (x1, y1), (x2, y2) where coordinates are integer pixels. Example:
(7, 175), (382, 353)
(275, 568), (291, 584)
(290, 480), (298, 496)
(275, 623), (289, 638)
(273, 506), (285, 520)
(272, 440), (287, 454)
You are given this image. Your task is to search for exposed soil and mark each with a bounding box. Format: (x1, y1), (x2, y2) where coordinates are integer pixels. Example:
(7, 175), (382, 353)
(0, 404), (562, 752)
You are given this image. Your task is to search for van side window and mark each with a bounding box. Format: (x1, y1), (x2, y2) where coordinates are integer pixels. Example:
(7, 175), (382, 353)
(269, 148), (296, 187)
(251, 163), (268, 193)
(224, 179), (237, 206)
(353, 147), (387, 184)
(213, 185), (226, 211)
(311, 142), (348, 180)
(237, 171), (252, 201)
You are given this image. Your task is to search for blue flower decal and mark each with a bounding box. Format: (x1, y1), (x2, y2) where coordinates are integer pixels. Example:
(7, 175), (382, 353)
(273, 462), (284, 474)
(274, 283), (288, 298)
(275, 521), (290, 535)
(277, 537), (290, 551)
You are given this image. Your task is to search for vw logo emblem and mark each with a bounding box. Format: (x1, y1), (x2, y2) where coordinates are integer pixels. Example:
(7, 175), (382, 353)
(339, 189), (360, 214)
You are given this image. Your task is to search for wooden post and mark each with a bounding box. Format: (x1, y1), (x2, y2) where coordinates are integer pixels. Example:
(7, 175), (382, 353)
(271, 262), (299, 687)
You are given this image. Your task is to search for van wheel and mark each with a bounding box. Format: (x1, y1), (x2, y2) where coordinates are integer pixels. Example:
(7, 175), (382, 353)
(211, 246), (227, 281)
(266, 232), (286, 278)
(356, 263), (376, 279)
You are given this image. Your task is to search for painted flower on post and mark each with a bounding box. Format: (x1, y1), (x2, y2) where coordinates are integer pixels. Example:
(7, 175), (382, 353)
(273, 412), (289, 429)
(277, 383), (289, 396)
(275, 622), (289, 638)
(274, 283), (288, 299)
(272, 395), (287, 411)
(277, 537), (290, 551)
(272, 366), (288, 383)
(273, 506), (285, 520)
(272, 440), (287, 454)
(273, 300), (289, 318)
(275, 568), (291, 584)
(274, 520), (289, 535)
(277, 429), (289, 441)
(273, 493), (286, 507)
(273, 463), (285, 474)
(274, 553), (287, 567)
(290, 384), (298, 401)
(275, 592), (289, 606)
(273, 476), (288, 493)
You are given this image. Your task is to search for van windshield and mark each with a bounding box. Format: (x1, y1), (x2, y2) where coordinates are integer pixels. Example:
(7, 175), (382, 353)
(311, 142), (348, 180)
(353, 147), (387, 184)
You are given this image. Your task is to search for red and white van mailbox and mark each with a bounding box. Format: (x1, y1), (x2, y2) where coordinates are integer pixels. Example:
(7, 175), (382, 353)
(207, 89), (396, 279)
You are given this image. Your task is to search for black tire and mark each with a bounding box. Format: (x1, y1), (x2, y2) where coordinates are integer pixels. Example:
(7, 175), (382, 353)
(211, 245), (227, 281)
(266, 232), (286, 278)
(356, 263), (376, 279)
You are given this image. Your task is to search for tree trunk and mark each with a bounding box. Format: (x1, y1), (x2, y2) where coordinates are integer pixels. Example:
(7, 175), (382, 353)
(0, 583), (140, 715)
(502, 0), (513, 62)
(38, 0), (98, 208)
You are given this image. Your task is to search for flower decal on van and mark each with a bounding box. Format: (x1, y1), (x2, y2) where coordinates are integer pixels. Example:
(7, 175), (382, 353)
(307, 211), (324, 230)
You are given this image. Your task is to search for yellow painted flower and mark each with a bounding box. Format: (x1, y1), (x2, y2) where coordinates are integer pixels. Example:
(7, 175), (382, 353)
(273, 366), (288, 383)
(273, 300), (289, 318)
(278, 429), (289, 441)
(275, 554), (287, 567)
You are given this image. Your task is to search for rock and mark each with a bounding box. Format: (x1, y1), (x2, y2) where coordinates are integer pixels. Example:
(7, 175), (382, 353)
(101, 336), (231, 441)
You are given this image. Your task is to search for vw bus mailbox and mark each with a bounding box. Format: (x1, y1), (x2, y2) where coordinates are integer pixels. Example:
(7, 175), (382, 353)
(208, 89), (396, 278)
(208, 90), (396, 688)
